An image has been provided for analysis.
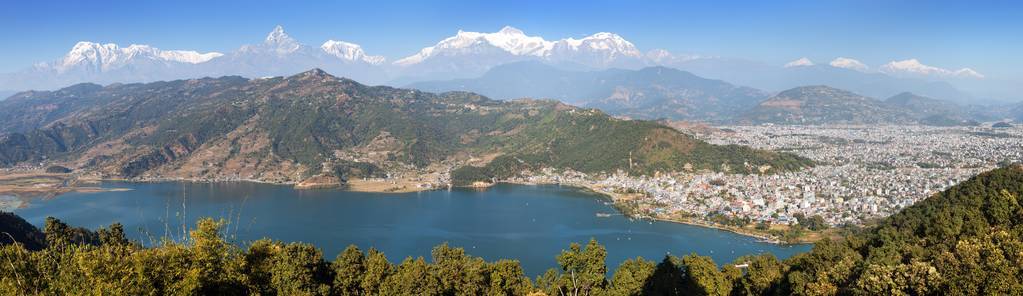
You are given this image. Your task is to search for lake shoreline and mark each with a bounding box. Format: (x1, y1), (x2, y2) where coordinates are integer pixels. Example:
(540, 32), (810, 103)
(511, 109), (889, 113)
(0, 171), (133, 204)
(12, 180), (814, 277)
(111, 175), (439, 193)
(494, 180), (817, 245)
(22, 174), (816, 245)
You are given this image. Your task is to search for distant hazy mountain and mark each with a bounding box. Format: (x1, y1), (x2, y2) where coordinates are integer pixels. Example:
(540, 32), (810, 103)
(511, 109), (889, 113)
(408, 61), (602, 103)
(409, 61), (768, 121)
(885, 92), (959, 116)
(879, 58), (984, 79)
(665, 58), (978, 105)
(1011, 103), (1023, 121)
(883, 92), (978, 126)
(740, 86), (913, 125)
(200, 26), (389, 83)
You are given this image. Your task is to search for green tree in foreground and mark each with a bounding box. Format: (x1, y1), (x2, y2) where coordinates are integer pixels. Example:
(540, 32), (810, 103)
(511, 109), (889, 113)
(360, 248), (394, 295)
(380, 256), (442, 295)
(550, 238), (608, 296)
(606, 257), (655, 296)
(681, 254), (731, 296)
(332, 245), (366, 295)
(732, 254), (785, 296)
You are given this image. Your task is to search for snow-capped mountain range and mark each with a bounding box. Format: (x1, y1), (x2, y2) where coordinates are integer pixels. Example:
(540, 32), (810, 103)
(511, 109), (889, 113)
(879, 59), (984, 79)
(394, 26), (643, 67)
(0, 25), (1012, 104)
(388, 26), (652, 81)
(0, 25), (668, 90)
(783, 57), (984, 79)
(233, 26), (384, 65)
(322, 40), (386, 65)
(47, 42), (222, 74)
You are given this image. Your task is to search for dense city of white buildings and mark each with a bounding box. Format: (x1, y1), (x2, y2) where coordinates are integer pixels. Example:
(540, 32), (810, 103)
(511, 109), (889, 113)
(514, 125), (1023, 227)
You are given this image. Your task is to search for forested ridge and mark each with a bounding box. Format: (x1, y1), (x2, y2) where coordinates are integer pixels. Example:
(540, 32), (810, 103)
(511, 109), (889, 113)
(1, 164), (1021, 295)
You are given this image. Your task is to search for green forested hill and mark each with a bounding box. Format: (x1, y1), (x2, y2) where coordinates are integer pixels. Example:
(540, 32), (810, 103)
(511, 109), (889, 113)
(1, 165), (1020, 295)
(0, 69), (809, 184)
(778, 164), (1023, 295)
(450, 109), (811, 185)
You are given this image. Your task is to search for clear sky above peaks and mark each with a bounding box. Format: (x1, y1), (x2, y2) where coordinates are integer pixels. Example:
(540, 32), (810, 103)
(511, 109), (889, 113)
(1, 0), (1020, 79)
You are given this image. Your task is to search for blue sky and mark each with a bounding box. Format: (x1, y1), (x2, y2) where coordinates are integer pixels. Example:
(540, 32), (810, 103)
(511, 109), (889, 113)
(1, 0), (1020, 79)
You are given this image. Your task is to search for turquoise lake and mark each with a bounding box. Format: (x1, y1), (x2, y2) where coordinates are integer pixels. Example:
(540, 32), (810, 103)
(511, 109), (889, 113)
(12, 181), (812, 275)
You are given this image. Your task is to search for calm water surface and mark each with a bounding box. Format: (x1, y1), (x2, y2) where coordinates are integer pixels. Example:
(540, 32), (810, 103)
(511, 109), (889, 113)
(13, 182), (811, 275)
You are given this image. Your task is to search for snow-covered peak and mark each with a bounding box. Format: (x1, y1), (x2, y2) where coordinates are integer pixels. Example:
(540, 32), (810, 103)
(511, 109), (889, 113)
(265, 25), (290, 44)
(784, 57), (814, 68)
(394, 26), (647, 67)
(395, 26), (553, 66)
(829, 57), (868, 72)
(483, 26), (552, 55)
(497, 25), (524, 35)
(953, 68), (984, 79)
(555, 32), (641, 57)
(263, 25), (301, 54)
(320, 40), (385, 65)
(880, 59), (938, 75)
(63, 42), (118, 67)
(156, 50), (223, 64)
(54, 41), (222, 73)
(69, 41), (115, 55)
(645, 49), (703, 65)
(880, 59), (984, 79)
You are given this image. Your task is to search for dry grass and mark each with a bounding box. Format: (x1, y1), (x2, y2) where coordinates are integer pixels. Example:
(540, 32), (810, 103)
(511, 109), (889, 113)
(0, 171), (128, 200)
(346, 178), (430, 193)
